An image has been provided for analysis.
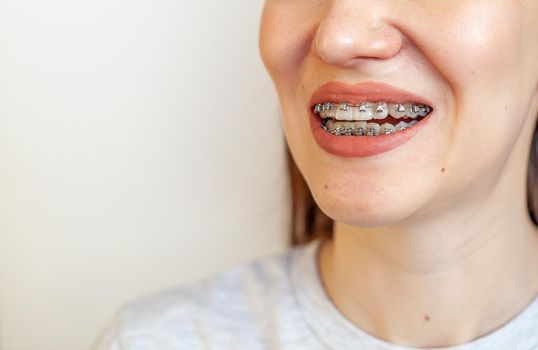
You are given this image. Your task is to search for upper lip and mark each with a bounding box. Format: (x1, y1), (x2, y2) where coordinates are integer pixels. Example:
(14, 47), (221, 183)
(309, 81), (433, 108)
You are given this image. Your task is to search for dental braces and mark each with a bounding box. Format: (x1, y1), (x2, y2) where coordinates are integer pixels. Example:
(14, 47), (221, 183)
(314, 102), (431, 118)
(321, 119), (417, 136)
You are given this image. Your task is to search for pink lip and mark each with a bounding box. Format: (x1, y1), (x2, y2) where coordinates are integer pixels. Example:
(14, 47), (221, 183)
(310, 81), (433, 106)
(309, 81), (434, 158)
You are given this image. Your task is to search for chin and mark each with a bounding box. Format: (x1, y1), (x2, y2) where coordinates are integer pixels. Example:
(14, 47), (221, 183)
(316, 195), (419, 228)
(307, 173), (434, 228)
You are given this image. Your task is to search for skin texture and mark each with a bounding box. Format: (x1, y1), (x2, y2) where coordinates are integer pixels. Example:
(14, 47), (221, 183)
(260, 0), (538, 347)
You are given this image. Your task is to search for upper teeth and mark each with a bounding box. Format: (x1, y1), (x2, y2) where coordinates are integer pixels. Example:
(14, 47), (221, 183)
(314, 102), (431, 121)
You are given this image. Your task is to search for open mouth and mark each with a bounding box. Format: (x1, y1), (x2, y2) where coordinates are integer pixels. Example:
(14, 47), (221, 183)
(313, 102), (432, 136)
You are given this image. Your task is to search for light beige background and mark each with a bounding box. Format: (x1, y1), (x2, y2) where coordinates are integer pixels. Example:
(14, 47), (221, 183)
(0, 1), (289, 349)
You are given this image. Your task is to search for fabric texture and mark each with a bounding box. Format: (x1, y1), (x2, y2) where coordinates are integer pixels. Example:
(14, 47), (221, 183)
(94, 239), (538, 350)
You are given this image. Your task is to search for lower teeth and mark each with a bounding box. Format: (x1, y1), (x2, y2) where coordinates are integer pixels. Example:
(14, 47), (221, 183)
(321, 119), (420, 136)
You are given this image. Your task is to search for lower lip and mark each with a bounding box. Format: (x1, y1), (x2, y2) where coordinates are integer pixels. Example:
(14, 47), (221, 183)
(309, 112), (432, 158)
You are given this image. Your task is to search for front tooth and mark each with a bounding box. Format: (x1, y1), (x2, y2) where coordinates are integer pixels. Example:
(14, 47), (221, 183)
(354, 102), (374, 121)
(380, 123), (396, 134)
(395, 121), (408, 131)
(366, 122), (380, 136)
(374, 102), (389, 120)
(389, 103), (406, 118)
(335, 108), (353, 121)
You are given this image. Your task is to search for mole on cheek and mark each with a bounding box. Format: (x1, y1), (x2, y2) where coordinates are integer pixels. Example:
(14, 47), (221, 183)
(424, 315), (431, 321)
(441, 167), (446, 173)
(324, 184), (329, 190)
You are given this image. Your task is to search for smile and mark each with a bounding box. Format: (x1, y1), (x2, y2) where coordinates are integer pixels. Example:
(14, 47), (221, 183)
(308, 81), (435, 158)
(314, 102), (432, 136)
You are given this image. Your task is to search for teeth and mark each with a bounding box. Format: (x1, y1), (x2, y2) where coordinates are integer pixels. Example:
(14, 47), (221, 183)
(356, 121), (367, 136)
(380, 123), (396, 134)
(319, 103), (335, 119)
(406, 104), (419, 118)
(395, 121), (408, 131)
(355, 102), (374, 121)
(374, 102), (389, 120)
(344, 122), (355, 135)
(339, 103), (350, 111)
(315, 102), (431, 121)
(329, 121), (352, 134)
(388, 103), (406, 119)
(366, 122), (380, 136)
(418, 105), (431, 117)
(321, 118), (420, 137)
(322, 102), (334, 111)
(320, 108), (336, 119)
(334, 108), (354, 121)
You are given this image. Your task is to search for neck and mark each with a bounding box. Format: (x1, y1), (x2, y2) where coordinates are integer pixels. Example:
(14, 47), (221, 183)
(319, 120), (538, 347)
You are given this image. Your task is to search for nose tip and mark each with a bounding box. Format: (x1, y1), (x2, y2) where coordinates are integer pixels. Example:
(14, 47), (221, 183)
(312, 9), (403, 66)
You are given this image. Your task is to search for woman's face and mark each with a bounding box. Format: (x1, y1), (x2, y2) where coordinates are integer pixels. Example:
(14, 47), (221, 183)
(260, 0), (538, 227)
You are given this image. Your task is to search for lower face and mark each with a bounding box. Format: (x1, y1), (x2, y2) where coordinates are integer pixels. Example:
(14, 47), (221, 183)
(259, 0), (538, 227)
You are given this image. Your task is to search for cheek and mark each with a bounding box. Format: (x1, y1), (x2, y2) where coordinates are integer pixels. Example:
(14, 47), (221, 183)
(259, 6), (283, 76)
(259, 3), (314, 90)
(259, 3), (317, 160)
(419, 1), (530, 197)
(426, 1), (523, 89)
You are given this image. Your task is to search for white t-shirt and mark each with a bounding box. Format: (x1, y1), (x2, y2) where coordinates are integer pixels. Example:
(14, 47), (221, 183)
(94, 238), (538, 350)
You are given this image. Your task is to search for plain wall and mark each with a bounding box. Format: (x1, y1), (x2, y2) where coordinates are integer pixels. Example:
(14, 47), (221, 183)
(0, 1), (289, 349)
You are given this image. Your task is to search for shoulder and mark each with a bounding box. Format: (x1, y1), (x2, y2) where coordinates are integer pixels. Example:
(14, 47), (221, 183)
(94, 245), (320, 349)
(125, 248), (296, 327)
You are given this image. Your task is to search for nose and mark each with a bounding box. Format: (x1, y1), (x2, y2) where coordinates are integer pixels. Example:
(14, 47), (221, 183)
(312, 1), (403, 66)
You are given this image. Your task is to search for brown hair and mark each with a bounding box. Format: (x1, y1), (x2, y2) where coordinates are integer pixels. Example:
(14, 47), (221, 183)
(528, 119), (538, 226)
(287, 147), (333, 246)
(289, 121), (538, 246)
